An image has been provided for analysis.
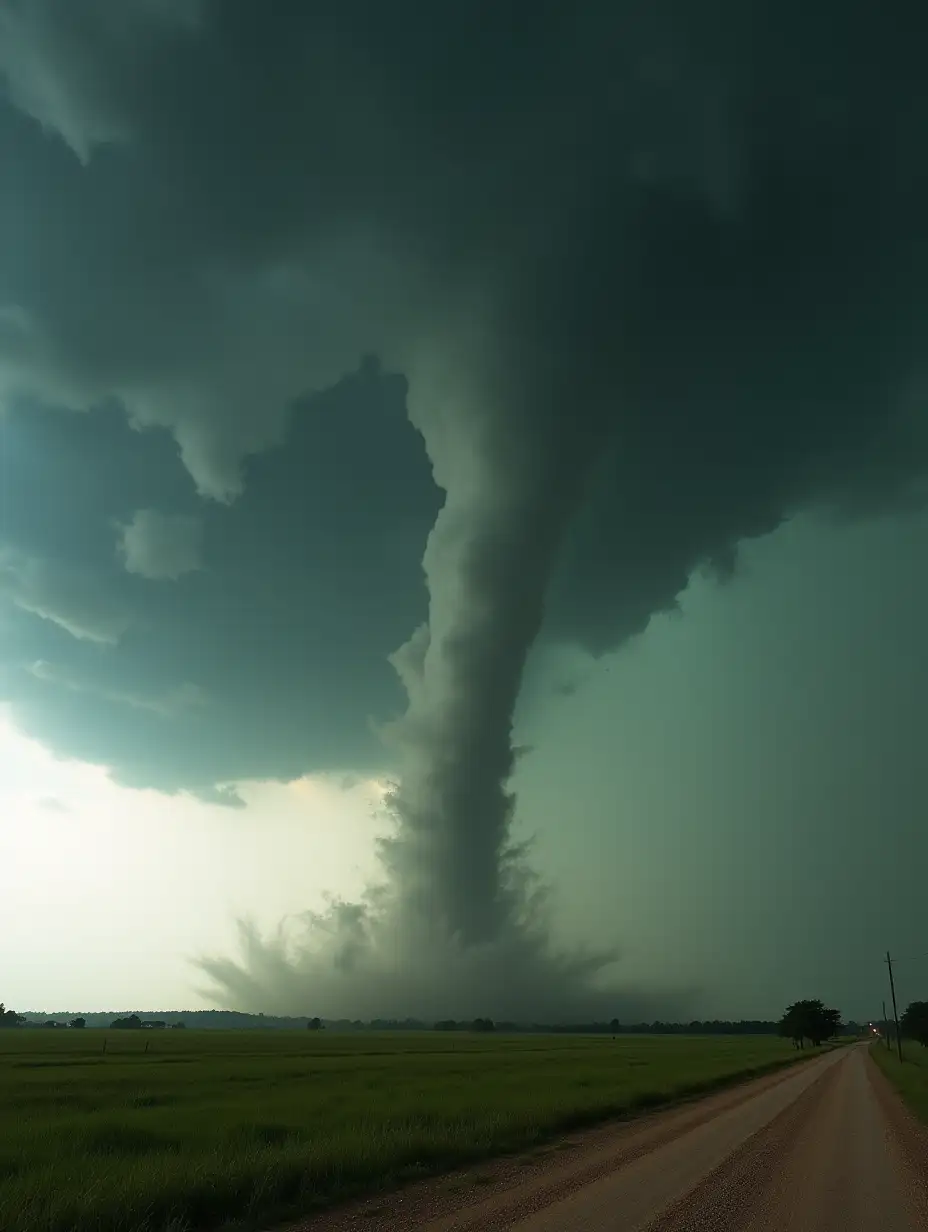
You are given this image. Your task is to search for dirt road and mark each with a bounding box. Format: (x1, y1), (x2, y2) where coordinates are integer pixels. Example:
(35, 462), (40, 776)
(287, 1044), (928, 1231)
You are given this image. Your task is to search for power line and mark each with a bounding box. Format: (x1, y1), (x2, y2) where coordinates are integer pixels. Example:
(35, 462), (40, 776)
(881, 951), (928, 965)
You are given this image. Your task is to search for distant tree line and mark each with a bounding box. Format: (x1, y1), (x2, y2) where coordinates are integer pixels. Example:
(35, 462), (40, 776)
(0, 1008), (87, 1029)
(109, 1015), (175, 1030)
(435, 1017), (496, 1032)
(0, 1001), (876, 1037)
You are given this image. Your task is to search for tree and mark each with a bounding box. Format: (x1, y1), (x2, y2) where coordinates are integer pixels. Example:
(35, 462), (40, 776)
(0, 1004), (24, 1029)
(471, 1017), (495, 1032)
(110, 1014), (142, 1030)
(307, 1017), (322, 1031)
(778, 1000), (841, 1049)
(778, 1005), (803, 1048)
(70, 1018), (86, 1029)
(901, 1001), (928, 1047)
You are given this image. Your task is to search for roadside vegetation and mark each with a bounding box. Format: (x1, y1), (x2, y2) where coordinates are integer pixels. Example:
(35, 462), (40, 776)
(0, 1028), (835, 1232)
(871, 999), (928, 1126)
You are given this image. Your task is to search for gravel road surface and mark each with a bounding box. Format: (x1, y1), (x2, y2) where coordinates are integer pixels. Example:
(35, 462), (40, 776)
(279, 1044), (928, 1231)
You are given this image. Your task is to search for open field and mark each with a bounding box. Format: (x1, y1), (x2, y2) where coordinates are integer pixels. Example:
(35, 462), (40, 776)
(871, 1038), (928, 1125)
(0, 1029), (832, 1232)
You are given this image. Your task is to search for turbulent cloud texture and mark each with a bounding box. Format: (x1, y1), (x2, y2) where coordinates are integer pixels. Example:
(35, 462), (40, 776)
(0, 377), (437, 796)
(118, 509), (203, 581)
(2, 0), (927, 1015)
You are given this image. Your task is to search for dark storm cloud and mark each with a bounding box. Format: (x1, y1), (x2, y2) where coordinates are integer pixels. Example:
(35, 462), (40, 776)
(4, 2), (925, 628)
(2, 0), (927, 1013)
(0, 371), (438, 797)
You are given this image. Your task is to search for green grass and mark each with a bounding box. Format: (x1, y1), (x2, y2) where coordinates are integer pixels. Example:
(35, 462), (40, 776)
(0, 1029), (829, 1232)
(870, 1037), (928, 1124)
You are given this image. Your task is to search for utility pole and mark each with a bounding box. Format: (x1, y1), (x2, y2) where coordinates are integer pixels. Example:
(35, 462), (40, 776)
(882, 1000), (890, 1049)
(886, 951), (904, 1063)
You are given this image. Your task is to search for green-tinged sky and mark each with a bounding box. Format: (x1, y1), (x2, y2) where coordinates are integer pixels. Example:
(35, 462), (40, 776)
(4, 506), (925, 1020)
(517, 511), (928, 1021)
(1, 0), (927, 1023)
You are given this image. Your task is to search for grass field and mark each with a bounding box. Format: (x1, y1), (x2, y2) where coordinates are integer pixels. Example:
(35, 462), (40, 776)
(870, 1038), (928, 1125)
(0, 1029), (829, 1232)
